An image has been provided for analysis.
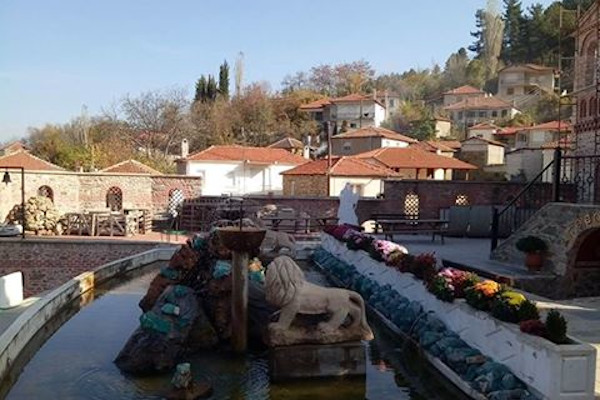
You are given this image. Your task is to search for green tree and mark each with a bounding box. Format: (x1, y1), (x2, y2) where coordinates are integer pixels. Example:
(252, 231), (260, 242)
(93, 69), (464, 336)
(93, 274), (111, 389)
(219, 60), (230, 99)
(443, 48), (470, 88)
(194, 75), (207, 103)
(502, 0), (525, 63)
(469, 9), (486, 57)
(207, 75), (218, 102)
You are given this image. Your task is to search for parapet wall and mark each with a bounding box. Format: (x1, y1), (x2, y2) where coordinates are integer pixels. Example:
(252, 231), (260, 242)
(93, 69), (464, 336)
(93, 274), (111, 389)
(0, 238), (173, 296)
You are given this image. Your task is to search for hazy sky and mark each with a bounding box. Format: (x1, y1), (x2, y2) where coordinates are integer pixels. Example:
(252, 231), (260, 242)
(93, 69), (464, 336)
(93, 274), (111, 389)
(0, 0), (555, 141)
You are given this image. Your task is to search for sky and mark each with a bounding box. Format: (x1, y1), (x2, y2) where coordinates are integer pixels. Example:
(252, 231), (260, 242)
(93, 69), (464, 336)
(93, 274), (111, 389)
(0, 0), (555, 141)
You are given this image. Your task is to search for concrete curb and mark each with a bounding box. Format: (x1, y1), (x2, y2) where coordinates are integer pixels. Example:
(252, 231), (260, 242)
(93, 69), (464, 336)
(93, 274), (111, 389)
(0, 246), (177, 389)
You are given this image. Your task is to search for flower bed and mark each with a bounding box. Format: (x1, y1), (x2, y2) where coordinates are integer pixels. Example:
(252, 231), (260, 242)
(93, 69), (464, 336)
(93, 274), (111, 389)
(318, 230), (597, 400)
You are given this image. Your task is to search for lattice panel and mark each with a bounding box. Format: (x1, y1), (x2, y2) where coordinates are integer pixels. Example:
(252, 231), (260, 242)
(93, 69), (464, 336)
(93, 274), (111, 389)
(168, 189), (184, 217)
(404, 193), (420, 218)
(106, 186), (123, 211)
(455, 194), (470, 206)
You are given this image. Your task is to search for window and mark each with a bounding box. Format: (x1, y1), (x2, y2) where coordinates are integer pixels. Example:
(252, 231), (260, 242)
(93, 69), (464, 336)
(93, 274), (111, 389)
(342, 141), (352, 153)
(404, 192), (420, 219)
(457, 111), (463, 119)
(389, 99), (395, 107)
(591, 97), (597, 116)
(580, 99), (587, 118)
(507, 88), (514, 96)
(491, 111), (498, 118)
(478, 111), (486, 118)
(467, 111), (476, 118)
(518, 133), (527, 142)
(350, 123), (357, 128)
(350, 184), (364, 196)
(37, 185), (54, 202)
(168, 188), (184, 217)
(314, 111), (323, 122)
(106, 186), (123, 211)
(501, 110), (508, 117)
(455, 194), (470, 206)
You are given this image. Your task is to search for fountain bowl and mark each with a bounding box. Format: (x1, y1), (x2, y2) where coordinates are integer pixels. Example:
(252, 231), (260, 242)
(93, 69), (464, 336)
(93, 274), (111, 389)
(217, 227), (266, 253)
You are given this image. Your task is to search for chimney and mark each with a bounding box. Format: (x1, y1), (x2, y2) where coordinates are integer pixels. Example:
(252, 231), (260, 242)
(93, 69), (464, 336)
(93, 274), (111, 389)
(181, 139), (189, 158)
(303, 135), (311, 159)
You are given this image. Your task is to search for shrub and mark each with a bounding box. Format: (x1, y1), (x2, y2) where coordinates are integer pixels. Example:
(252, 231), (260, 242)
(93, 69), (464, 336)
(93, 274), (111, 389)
(428, 275), (455, 302)
(490, 292), (525, 323)
(465, 280), (502, 311)
(410, 253), (437, 282)
(545, 309), (568, 344)
(515, 236), (548, 253)
(517, 299), (540, 322)
(386, 249), (405, 269)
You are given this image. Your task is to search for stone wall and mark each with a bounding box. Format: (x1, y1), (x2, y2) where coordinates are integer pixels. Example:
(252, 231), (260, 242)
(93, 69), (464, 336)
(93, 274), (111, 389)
(0, 171), (202, 221)
(492, 203), (600, 298)
(282, 175), (328, 197)
(0, 238), (171, 296)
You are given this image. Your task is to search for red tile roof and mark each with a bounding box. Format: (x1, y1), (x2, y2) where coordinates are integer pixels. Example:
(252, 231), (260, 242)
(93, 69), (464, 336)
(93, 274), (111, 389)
(332, 127), (417, 143)
(444, 96), (517, 111)
(101, 159), (162, 174)
(541, 136), (574, 150)
(500, 64), (555, 73)
(519, 120), (571, 132)
(0, 141), (29, 154)
(268, 137), (304, 150)
(299, 98), (331, 110)
(438, 140), (462, 150)
(182, 145), (308, 165)
(355, 147), (477, 170)
(281, 156), (400, 177)
(469, 122), (502, 130)
(443, 85), (484, 95)
(462, 137), (507, 147)
(0, 150), (64, 171)
(411, 141), (456, 153)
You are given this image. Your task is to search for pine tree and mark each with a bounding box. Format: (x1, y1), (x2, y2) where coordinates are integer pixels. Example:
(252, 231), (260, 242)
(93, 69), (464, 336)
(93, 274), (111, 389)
(207, 75), (218, 101)
(194, 76), (207, 102)
(469, 9), (486, 58)
(502, 0), (525, 63)
(219, 60), (230, 100)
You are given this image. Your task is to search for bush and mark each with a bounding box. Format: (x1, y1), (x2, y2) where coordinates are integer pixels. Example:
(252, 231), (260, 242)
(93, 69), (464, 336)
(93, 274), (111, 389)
(517, 299), (540, 322)
(428, 275), (455, 302)
(520, 319), (546, 337)
(386, 249), (405, 269)
(410, 253), (437, 282)
(491, 297), (520, 323)
(515, 236), (548, 253)
(465, 280), (502, 311)
(545, 309), (568, 344)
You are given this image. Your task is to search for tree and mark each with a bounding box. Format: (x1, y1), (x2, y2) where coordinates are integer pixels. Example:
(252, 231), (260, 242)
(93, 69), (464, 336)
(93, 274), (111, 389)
(482, 0), (505, 81)
(281, 71), (310, 93)
(218, 60), (230, 99)
(470, 9), (486, 57)
(194, 76), (207, 103)
(443, 48), (470, 88)
(502, 0), (525, 63)
(206, 75), (218, 102)
(234, 52), (244, 97)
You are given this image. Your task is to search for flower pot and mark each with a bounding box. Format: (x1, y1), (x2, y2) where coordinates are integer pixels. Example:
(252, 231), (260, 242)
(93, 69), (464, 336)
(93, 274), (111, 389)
(525, 252), (543, 271)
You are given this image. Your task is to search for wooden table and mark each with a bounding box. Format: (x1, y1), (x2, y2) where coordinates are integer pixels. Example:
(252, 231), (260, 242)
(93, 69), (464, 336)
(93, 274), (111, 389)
(261, 216), (339, 234)
(375, 218), (448, 243)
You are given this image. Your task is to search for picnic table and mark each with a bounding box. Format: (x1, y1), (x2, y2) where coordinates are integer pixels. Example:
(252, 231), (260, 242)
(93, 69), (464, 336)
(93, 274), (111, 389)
(372, 213), (448, 243)
(261, 216), (339, 234)
(63, 209), (146, 237)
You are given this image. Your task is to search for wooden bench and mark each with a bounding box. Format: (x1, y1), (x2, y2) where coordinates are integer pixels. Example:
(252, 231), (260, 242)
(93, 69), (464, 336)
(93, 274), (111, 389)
(371, 214), (447, 244)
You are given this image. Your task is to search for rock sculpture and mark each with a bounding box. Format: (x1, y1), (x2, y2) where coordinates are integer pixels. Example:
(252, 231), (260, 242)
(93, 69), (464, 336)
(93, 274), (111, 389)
(265, 256), (374, 346)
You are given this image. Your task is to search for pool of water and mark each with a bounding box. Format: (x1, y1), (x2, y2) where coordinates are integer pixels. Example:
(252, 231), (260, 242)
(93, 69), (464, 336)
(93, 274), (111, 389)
(5, 262), (465, 400)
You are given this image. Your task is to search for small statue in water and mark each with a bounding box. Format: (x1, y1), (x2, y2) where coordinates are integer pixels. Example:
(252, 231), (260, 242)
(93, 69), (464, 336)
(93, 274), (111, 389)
(166, 363), (212, 400)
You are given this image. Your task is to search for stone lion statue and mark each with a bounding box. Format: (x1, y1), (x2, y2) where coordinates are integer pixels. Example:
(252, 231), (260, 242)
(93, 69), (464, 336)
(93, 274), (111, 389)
(265, 256), (373, 345)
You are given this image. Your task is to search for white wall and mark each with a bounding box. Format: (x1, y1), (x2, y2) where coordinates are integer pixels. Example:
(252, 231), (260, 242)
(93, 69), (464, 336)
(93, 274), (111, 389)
(185, 161), (297, 195)
(487, 145), (505, 165)
(381, 139), (410, 148)
(505, 149), (544, 181)
(329, 177), (383, 197)
(468, 128), (496, 141)
(374, 103), (386, 127)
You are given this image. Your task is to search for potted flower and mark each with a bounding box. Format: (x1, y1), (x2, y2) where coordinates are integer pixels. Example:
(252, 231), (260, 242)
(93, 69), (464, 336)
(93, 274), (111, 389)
(515, 236), (548, 271)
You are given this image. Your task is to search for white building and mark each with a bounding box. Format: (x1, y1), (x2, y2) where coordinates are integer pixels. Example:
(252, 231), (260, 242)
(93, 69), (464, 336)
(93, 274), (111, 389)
(176, 145), (307, 196)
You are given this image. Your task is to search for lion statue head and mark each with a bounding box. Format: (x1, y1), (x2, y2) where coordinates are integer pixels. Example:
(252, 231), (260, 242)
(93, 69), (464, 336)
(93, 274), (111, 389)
(265, 256), (305, 307)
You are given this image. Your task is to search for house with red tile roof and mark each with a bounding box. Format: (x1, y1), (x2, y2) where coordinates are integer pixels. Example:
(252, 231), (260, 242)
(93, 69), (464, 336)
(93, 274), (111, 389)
(267, 136), (304, 155)
(101, 159), (162, 175)
(460, 137), (506, 168)
(176, 145), (308, 195)
(444, 96), (520, 136)
(410, 141), (456, 157)
(299, 93), (386, 133)
(281, 156), (400, 197)
(355, 147), (477, 181)
(331, 126), (416, 156)
(0, 141), (30, 156)
(443, 85), (485, 107)
(497, 64), (556, 99)
(512, 120), (572, 150)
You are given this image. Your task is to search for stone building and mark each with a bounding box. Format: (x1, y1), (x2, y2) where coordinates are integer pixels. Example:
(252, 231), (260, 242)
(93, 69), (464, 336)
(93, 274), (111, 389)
(330, 127), (416, 156)
(0, 150), (201, 223)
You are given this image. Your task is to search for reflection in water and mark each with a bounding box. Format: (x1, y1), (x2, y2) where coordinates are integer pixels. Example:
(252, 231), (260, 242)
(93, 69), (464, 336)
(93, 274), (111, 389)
(6, 262), (463, 400)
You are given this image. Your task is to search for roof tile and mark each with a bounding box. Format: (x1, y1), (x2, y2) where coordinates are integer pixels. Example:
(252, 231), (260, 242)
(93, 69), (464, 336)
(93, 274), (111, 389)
(101, 159), (162, 174)
(355, 147), (477, 170)
(332, 127), (417, 143)
(0, 150), (64, 171)
(281, 156), (400, 177)
(183, 145), (308, 165)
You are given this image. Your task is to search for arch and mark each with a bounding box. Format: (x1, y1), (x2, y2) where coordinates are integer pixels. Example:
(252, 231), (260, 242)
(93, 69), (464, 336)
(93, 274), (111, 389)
(455, 194), (470, 206)
(585, 42), (598, 86)
(580, 99), (587, 119)
(37, 185), (54, 202)
(168, 188), (185, 217)
(403, 192), (420, 219)
(106, 186), (123, 211)
(591, 97), (597, 117)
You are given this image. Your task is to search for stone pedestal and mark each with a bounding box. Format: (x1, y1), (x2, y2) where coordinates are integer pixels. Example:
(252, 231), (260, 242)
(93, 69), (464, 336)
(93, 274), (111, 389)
(269, 341), (366, 382)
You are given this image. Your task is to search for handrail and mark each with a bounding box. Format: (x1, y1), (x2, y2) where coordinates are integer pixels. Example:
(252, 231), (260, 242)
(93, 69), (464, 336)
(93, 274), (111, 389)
(497, 160), (555, 218)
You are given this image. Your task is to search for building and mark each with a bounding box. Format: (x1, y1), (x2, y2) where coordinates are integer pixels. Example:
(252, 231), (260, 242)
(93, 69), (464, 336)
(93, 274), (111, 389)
(410, 141), (456, 158)
(0, 150), (201, 221)
(100, 159), (163, 175)
(433, 116), (453, 138)
(513, 121), (571, 150)
(468, 122), (504, 141)
(299, 94), (386, 133)
(443, 85), (485, 107)
(281, 157), (400, 197)
(176, 145), (307, 196)
(497, 64), (556, 99)
(444, 96), (520, 136)
(374, 90), (402, 117)
(355, 147), (477, 180)
(459, 137), (506, 167)
(330, 126), (417, 156)
(267, 137), (304, 155)
(0, 141), (29, 156)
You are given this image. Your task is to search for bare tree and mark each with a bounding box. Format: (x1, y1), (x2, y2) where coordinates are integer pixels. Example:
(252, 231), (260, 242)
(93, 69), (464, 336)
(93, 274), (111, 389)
(482, 0), (505, 81)
(235, 51), (244, 97)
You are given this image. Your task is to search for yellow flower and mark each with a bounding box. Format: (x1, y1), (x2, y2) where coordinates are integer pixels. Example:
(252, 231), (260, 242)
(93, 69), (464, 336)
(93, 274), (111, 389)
(474, 280), (501, 297)
(502, 291), (526, 306)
